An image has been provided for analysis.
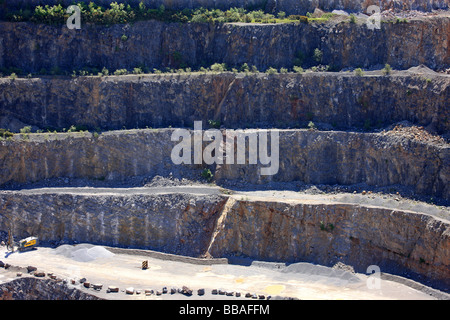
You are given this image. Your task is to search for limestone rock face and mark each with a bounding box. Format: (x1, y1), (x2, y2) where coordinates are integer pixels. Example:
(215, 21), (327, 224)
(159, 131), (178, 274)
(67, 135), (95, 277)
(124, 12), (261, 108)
(0, 71), (448, 133)
(0, 192), (448, 291)
(0, 129), (447, 199)
(207, 198), (450, 291)
(0, 192), (227, 256)
(0, 17), (448, 73)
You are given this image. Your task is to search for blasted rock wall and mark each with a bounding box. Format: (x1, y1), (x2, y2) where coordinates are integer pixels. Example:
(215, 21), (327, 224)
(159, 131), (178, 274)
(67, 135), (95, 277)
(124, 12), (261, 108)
(0, 192), (448, 291)
(0, 129), (448, 199)
(1, 17), (449, 73)
(208, 198), (450, 291)
(0, 72), (449, 133)
(0, 192), (227, 256)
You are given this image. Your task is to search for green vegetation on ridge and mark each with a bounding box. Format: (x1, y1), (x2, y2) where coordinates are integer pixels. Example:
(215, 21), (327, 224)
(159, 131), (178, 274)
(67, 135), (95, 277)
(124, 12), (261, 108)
(3, 1), (322, 25)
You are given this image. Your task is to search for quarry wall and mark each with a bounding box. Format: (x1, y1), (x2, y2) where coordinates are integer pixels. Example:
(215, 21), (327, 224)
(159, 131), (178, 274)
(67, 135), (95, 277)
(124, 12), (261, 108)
(0, 129), (448, 199)
(0, 192), (448, 290)
(1, 17), (449, 73)
(1, 72), (448, 133)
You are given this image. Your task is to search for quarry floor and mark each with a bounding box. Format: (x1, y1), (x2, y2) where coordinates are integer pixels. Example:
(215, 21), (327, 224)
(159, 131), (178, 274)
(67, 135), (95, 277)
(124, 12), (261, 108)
(0, 243), (441, 300)
(1, 184), (449, 300)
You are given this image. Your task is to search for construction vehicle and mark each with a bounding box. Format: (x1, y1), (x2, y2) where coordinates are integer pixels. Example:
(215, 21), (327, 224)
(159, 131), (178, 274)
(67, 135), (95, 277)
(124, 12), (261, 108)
(6, 228), (39, 252)
(17, 236), (39, 252)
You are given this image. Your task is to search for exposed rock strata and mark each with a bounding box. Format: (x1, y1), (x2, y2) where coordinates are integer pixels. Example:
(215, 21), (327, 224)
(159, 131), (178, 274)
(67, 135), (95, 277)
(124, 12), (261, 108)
(0, 16), (449, 73)
(0, 192), (228, 256)
(208, 197), (450, 291)
(0, 192), (448, 291)
(0, 129), (447, 199)
(0, 71), (448, 133)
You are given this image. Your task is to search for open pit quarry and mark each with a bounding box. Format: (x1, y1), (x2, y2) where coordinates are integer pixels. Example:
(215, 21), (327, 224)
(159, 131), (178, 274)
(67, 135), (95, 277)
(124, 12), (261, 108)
(0, 0), (449, 302)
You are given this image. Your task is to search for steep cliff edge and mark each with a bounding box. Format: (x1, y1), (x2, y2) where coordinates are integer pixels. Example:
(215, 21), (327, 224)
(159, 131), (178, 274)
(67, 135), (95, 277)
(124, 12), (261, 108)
(1, 15), (449, 73)
(0, 129), (448, 200)
(208, 197), (450, 291)
(1, 70), (448, 133)
(0, 191), (448, 291)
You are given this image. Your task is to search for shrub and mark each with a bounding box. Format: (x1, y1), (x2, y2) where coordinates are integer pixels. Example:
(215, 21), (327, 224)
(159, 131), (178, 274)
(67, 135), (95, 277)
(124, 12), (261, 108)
(287, 15), (308, 23)
(9, 72), (17, 80)
(265, 67), (278, 74)
(20, 126), (32, 133)
(299, 16), (309, 24)
(243, 14), (252, 23)
(7, 3), (338, 26)
(320, 221), (335, 232)
(67, 125), (88, 132)
(354, 68), (364, 76)
(382, 63), (392, 75)
(395, 18), (408, 24)
(250, 10), (265, 21)
(132, 67), (143, 74)
(201, 168), (213, 181)
(0, 129), (14, 138)
(208, 119), (221, 129)
(101, 67), (109, 76)
(349, 14), (357, 23)
(240, 63), (250, 73)
(293, 66), (304, 73)
(277, 11), (286, 19)
(31, 4), (66, 24)
(307, 121), (316, 130)
(210, 63), (227, 72)
(114, 68), (128, 75)
(313, 48), (323, 64)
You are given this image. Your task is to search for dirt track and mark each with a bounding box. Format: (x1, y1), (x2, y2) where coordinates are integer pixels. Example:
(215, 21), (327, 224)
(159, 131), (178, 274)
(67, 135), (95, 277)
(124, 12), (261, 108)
(15, 185), (450, 221)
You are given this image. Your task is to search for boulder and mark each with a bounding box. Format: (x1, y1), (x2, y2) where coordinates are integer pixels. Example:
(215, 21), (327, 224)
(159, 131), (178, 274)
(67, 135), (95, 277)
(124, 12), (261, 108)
(107, 286), (119, 293)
